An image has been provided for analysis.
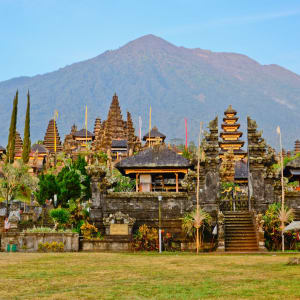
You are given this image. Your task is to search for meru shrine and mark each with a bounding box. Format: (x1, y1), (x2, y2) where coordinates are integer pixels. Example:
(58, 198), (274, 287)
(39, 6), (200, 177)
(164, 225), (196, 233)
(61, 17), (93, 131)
(1, 94), (300, 252)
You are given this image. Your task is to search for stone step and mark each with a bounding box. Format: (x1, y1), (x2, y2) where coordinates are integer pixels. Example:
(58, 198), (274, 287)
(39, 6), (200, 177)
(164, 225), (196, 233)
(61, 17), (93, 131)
(225, 235), (257, 240)
(226, 240), (258, 245)
(225, 248), (259, 252)
(224, 212), (251, 215)
(225, 220), (253, 224)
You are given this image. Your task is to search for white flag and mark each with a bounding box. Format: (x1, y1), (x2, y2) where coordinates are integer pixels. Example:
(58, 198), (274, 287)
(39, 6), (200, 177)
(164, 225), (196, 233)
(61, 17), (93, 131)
(276, 126), (281, 135)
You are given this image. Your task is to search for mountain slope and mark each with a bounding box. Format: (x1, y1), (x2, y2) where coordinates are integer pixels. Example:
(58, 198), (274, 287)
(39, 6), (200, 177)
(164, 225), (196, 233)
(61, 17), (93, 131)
(0, 34), (299, 149)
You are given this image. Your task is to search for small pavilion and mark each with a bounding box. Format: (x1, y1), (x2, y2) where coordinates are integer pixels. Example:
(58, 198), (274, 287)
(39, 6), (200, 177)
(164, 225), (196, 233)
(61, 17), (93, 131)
(143, 127), (166, 147)
(116, 145), (191, 192)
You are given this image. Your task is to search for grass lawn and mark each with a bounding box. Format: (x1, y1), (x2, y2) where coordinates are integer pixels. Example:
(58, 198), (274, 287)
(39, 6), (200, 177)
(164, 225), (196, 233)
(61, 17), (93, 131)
(0, 252), (299, 299)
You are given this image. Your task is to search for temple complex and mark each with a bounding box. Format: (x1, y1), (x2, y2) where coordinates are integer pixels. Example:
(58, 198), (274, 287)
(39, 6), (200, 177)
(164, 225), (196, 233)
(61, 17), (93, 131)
(43, 119), (63, 153)
(219, 105), (246, 160)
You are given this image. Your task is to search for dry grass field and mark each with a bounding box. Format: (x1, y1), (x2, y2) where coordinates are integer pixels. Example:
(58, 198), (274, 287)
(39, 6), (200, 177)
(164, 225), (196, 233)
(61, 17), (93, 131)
(0, 252), (299, 300)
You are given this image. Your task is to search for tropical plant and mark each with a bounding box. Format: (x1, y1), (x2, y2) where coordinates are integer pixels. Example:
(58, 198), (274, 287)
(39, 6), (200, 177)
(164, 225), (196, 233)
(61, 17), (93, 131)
(68, 199), (89, 233)
(181, 208), (212, 246)
(263, 203), (294, 250)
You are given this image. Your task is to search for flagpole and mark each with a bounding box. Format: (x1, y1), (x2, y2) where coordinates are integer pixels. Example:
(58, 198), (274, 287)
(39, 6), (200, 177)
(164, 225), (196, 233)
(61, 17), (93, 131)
(277, 126), (285, 252)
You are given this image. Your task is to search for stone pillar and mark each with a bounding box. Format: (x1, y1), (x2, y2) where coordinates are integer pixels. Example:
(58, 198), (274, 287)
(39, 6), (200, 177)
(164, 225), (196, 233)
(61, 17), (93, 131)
(216, 211), (225, 252)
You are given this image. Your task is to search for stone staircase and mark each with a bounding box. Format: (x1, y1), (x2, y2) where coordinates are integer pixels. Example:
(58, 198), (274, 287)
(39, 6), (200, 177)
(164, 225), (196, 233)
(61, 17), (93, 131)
(224, 211), (259, 252)
(294, 208), (300, 221)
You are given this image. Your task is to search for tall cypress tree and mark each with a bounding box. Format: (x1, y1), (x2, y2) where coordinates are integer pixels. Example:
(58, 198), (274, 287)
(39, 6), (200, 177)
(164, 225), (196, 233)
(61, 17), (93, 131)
(22, 90), (31, 163)
(6, 91), (18, 163)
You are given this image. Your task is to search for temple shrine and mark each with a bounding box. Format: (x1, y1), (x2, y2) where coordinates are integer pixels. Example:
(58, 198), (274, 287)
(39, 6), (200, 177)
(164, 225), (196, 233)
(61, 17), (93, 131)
(14, 131), (23, 159)
(43, 119), (63, 153)
(92, 93), (140, 158)
(219, 105), (246, 160)
(143, 126), (166, 147)
(294, 140), (300, 154)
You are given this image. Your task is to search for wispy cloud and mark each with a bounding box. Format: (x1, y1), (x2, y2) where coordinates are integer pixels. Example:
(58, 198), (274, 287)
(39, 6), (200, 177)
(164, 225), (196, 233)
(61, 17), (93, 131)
(208, 10), (300, 27)
(165, 9), (300, 35)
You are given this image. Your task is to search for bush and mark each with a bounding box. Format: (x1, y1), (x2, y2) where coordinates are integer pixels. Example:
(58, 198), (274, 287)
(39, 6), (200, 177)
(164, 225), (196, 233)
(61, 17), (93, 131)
(132, 224), (158, 251)
(50, 208), (70, 229)
(38, 242), (64, 252)
(80, 222), (98, 239)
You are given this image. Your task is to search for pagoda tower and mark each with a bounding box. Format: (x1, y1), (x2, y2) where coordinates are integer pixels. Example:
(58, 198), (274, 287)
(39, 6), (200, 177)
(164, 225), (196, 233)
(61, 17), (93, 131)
(43, 119), (63, 153)
(294, 140), (300, 154)
(219, 105), (246, 160)
(98, 93), (127, 150)
(93, 117), (102, 139)
(15, 131), (23, 153)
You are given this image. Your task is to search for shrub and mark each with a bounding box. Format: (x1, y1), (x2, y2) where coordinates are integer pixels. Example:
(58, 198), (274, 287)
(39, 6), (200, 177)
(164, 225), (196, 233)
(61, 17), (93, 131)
(80, 222), (98, 239)
(38, 241), (64, 252)
(133, 224), (158, 251)
(50, 208), (70, 229)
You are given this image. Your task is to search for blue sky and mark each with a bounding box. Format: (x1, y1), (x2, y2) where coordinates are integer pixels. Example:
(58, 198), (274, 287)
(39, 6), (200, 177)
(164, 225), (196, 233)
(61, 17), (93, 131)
(1, 0), (300, 82)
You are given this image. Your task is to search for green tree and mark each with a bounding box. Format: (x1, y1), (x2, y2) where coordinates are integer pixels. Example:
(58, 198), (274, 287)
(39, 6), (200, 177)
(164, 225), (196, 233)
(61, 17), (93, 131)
(73, 156), (91, 200)
(6, 91), (18, 163)
(22, 90), (31, 163)
(57, 167), (81, 207)
(35, 174), (59, 206)
(0, 160), (38, 212)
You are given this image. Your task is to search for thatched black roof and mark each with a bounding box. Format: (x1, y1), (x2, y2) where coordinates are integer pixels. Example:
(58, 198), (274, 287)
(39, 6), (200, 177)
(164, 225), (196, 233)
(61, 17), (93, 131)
(116, 146), (191, 170)
(143, 126), (166, 141)
(234, 160), (248, 180)
(31, 144), (48, 154)
(73, 129), (94, 138)
(112, 139), (128, 148)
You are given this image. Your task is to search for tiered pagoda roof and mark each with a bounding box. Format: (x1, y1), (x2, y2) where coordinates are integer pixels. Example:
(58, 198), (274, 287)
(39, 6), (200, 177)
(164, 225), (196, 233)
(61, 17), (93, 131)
(15, 131), (23, 154)
(93, 118), (101, 138)
(219, 105), (246, 160)
(43, 119), (63, 153)
(295, 140), (300, 154)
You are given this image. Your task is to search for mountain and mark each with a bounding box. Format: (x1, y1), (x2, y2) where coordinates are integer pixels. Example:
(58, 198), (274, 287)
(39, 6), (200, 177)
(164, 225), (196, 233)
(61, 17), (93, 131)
(0, 34), (300, 149)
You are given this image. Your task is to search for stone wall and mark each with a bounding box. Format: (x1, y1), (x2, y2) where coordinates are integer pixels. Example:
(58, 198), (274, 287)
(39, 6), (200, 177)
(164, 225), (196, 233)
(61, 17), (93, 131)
(82, 236), (132, 252)
(1, 232), (79, 252)
(90, 192), (195, 237)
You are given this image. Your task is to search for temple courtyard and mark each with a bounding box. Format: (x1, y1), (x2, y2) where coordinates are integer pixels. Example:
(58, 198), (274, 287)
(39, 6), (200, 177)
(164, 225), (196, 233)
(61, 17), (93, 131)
(0, 253), (299, 299)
